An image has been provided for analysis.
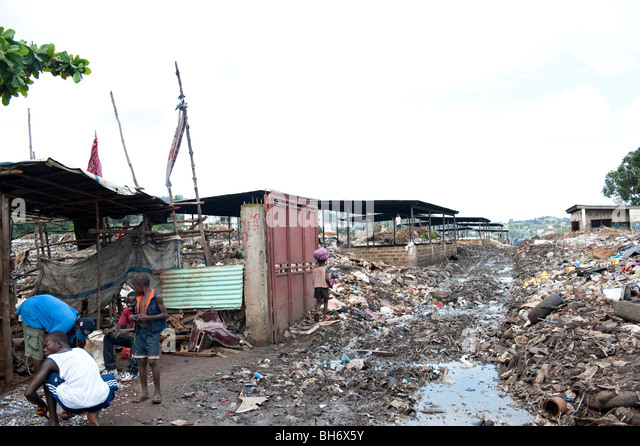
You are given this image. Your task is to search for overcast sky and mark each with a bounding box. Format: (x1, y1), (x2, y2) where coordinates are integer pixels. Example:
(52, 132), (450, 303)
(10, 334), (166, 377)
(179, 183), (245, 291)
(3, 0), (640, 223)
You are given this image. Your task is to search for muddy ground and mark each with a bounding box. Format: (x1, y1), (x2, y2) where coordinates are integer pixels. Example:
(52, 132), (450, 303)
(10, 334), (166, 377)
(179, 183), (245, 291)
(2, 230), (640, 427)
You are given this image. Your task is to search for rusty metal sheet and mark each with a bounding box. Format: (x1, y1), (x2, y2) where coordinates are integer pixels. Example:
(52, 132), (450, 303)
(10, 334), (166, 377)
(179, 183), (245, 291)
(160, 264), (244, 310)
(266, 192), (317, 342)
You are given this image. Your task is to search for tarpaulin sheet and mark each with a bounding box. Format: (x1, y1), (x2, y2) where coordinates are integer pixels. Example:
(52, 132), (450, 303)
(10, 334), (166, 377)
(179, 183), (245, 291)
(35, 234), (182, 314)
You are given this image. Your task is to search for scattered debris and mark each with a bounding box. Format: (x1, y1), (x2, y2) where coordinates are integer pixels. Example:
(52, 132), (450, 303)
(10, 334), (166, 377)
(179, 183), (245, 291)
(4, 228), (640, 426)
(499, 229), (640, 426)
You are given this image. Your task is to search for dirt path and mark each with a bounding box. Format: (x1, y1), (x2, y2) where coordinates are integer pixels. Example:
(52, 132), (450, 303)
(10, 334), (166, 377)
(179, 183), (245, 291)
(100, 342), (312, 426)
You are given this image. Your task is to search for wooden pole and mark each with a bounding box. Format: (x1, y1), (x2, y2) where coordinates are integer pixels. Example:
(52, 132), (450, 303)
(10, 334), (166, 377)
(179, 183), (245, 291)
(110, 91), (141, 190)
(410, 207), (414, 243)
(347, 206), (351, 248)
(442, 214), (446, 256)
(95, 201), (102, 328)
(174, 62), (212, 266)
(167, 186), (179, 235)
(28, 109), (35, 160)
(0, 193), (13, 383)
(33, 221), (42, 269)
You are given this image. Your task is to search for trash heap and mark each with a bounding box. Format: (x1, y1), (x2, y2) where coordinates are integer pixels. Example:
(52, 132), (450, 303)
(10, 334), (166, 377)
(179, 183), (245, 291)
(9, 227), (640, 426)
(195, 231), (640, 426)
(179, 243), (518, 426)
(497, 229), (640, 426)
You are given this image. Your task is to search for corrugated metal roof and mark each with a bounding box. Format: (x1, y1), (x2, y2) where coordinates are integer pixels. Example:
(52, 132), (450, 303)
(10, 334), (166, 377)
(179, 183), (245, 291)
(160, 264), (244, 310)
(0, 158), (172, 221)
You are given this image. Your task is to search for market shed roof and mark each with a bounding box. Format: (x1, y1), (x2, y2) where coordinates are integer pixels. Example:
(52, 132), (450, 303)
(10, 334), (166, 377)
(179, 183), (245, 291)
(175, 190), (270, 217)
(322, 199), (458, 222)
(176, 192), (459, 222)
(419, 216), (491, 225)
(0, 158), (172, 221)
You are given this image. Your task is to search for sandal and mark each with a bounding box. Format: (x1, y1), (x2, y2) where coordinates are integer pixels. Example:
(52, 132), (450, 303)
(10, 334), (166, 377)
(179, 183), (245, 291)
(152, 395), (163, 404)
(133, 395), (149, 403)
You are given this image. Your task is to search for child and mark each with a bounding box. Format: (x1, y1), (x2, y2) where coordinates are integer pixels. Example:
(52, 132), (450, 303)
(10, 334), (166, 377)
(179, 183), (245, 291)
(102, 292), (138, 381)
(313, 248), (332, 322)
(130, 273), (167, 404)
(24, 331), (118, 426)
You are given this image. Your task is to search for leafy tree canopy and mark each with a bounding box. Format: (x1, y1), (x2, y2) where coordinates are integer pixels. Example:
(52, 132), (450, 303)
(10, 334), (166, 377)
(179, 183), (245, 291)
(603, 147), (640, 205)
(0, 27), (90, 106)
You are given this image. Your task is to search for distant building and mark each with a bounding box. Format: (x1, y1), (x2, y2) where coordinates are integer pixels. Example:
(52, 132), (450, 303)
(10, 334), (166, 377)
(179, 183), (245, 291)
(566, 204), (640, 231)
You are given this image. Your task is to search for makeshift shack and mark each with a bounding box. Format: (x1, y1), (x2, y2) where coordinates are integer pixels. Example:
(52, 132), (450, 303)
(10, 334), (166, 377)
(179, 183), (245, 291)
(0, 158), (177, 382)
(175, 190), (319, 346)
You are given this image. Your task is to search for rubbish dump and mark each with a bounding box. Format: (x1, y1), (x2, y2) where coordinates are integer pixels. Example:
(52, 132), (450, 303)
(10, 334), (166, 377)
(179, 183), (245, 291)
(4, 229), (640, 426)
(498, 229), (640, 426)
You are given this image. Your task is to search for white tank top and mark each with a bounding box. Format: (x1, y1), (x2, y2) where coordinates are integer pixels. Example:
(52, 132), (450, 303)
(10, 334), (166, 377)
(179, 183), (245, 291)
(48, 348), (110, 409)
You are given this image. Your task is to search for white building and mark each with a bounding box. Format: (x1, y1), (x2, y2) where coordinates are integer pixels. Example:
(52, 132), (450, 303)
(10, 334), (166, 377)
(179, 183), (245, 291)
(566, 204), (640, 231)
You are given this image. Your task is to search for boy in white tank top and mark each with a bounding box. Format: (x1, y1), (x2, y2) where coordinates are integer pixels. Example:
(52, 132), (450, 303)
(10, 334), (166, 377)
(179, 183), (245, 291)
(24, 330), (118, 426)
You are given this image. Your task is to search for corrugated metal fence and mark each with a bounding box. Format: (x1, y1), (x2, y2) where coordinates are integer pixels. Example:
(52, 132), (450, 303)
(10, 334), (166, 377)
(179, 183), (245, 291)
(160, 264), (244, 310)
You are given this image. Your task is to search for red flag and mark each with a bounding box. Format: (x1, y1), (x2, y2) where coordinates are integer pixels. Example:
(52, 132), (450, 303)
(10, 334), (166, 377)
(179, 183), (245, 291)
(165, 109), (187, 188)
(87, 134), (102, 177)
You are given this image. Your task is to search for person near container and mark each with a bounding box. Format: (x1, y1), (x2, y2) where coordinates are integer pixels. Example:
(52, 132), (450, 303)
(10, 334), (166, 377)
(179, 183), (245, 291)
(15, 294), (96, 374)
(103, 292), (138, 381)
(130, 273), (167, 404)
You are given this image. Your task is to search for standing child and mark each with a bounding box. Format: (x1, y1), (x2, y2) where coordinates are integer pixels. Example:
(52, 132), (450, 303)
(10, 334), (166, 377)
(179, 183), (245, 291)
(130, 273), (167, 404)
(313, 248), (332, 322)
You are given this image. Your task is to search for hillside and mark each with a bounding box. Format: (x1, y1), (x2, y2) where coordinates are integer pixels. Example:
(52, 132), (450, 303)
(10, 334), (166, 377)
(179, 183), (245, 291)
(502, 216), (570, 242)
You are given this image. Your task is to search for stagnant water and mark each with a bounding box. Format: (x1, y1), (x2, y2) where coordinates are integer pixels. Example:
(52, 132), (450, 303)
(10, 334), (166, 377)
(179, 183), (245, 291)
(404, 361), (535, 426)
(404, 256), (536, 426)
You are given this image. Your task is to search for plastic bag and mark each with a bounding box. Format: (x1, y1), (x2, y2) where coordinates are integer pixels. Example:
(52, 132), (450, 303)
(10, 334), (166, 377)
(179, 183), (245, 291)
(84, 330), (105, 372)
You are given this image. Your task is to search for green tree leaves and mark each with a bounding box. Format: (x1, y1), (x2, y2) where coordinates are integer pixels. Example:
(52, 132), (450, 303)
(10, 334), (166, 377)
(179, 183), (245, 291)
(603, 148), (640, 205)
(0, 27), (91, 106)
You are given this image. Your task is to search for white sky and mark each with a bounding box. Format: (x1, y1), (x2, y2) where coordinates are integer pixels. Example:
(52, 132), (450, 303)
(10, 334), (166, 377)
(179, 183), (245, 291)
(3, 0), (640, 223)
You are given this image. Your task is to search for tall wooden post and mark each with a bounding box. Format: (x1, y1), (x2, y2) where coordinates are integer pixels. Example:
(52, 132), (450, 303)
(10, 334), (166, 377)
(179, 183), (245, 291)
(167, 186), (179, 235)
(28, 109), (35, 160)
(174, 62), (212, 266)
(0, 193), (13, 382)
(110, 91), (141, 190)
(95, 201), (102, 328)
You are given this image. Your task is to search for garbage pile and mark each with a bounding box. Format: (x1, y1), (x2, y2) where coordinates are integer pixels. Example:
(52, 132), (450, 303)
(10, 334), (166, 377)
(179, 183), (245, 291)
(174, 242), (519, 426)
(184, 230), (640, 426)
(349, 224), (452, 246)
(7, 228), (640, 426)
(497, 229), (640, 426)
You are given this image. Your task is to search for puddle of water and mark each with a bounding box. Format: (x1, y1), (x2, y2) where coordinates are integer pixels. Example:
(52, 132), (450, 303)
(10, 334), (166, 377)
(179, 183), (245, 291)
(499, 265), (514, 284)
(401, 254), (534, 425)
(404, 361), (535, 426)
